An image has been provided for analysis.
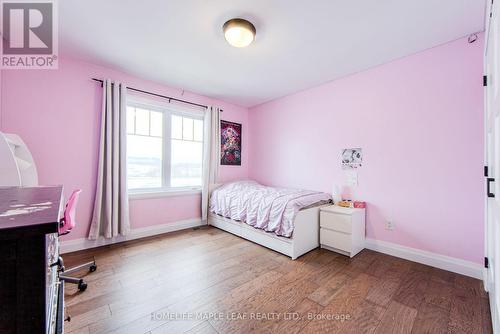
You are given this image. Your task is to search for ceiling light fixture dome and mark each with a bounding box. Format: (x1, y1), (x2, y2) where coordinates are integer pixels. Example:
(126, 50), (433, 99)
(223, 18), (256, 48)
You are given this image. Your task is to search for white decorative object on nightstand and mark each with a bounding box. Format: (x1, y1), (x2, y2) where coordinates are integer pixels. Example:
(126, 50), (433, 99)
(320, 205), (366, 257)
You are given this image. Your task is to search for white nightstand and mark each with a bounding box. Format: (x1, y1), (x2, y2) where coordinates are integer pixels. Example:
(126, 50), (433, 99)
(320, 205), (366, 258)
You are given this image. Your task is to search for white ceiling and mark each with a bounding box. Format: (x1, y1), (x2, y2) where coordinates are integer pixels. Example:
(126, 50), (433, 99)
(60, 0), (485, 107)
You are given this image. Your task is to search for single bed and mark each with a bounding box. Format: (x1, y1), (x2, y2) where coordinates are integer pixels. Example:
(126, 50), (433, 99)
(208, 181), (332, 259)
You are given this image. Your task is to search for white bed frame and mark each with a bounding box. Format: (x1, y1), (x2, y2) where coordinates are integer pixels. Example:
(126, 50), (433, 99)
(208, 206), (323, 260)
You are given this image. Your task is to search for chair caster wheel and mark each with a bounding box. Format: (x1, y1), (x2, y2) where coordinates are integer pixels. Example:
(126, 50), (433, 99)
(89, 264), (97, 272)
(78, 280), (87, 291)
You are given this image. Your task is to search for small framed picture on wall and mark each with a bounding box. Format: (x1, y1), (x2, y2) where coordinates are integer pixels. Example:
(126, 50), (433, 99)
(341, 148), (362, 169)
(221, 120), (242, 166)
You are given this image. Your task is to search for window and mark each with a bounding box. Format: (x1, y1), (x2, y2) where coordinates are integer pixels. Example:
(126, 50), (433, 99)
(171, 115), (204, 187)
(126, 106), (163, 190)
(126, 100), (204, 193)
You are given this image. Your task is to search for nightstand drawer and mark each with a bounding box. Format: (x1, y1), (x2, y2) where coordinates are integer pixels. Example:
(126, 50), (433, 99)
(320, 212), (352, 234)
(320, 228), (351, 253)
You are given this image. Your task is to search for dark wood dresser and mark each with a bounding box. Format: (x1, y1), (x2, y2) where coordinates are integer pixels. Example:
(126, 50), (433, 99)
(0, 186), (64, 334)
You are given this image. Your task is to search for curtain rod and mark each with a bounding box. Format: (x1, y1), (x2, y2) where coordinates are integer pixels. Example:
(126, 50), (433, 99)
(92, 78), (211, 110)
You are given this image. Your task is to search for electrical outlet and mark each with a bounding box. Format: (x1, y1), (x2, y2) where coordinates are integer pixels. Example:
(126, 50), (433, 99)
(385, 221), (395, 231)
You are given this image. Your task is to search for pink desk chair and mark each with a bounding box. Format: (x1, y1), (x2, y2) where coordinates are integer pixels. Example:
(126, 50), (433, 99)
(58, 189), (97, 292)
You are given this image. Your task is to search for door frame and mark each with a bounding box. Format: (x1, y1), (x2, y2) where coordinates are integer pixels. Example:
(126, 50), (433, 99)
(484, 0), (500, 332)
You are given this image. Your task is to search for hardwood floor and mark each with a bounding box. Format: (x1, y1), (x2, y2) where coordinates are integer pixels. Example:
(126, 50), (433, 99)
(62, 227), (492, 334)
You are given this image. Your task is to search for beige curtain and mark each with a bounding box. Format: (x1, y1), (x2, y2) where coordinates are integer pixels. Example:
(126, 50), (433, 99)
(201, 106), (221, 222)
(88, 79), (130, 239)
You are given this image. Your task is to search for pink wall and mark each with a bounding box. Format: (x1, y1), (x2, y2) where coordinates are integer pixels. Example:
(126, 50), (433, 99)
(0, 58), (249, 240)
(0, 69), (2, 127)
(249, 36), (485, 264)
(0, 37), (485, 263)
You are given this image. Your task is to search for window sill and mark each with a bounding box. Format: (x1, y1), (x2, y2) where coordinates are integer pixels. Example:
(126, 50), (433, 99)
(129, 188), (202, 200)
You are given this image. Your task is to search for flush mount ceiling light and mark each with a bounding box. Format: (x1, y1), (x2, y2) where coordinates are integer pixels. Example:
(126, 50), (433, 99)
(223, 18), (256, 48)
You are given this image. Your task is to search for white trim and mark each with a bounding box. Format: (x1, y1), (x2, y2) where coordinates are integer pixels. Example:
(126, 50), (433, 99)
(129, 188), (201, 200)
(60, 219), (483, 280)
(127, 95), (206, 116)
(60, 218), (204, 254)
(365, 238), (483, 280)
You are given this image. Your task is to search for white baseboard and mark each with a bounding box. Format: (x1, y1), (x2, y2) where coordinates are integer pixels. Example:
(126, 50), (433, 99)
(61, 223), (483, 280)
(365, 238), (483, 280)
(60, 218), (204, 254)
